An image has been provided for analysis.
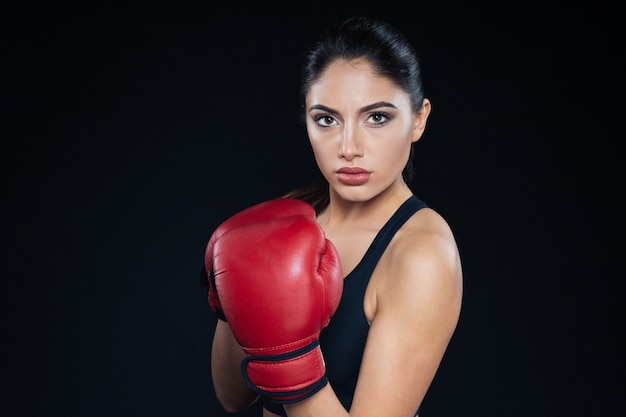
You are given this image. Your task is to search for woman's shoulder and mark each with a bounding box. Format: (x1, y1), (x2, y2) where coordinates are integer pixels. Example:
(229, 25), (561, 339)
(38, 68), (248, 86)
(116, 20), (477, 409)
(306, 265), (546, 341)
(397, 205), (457, 254)
(381, 205), (462, 293)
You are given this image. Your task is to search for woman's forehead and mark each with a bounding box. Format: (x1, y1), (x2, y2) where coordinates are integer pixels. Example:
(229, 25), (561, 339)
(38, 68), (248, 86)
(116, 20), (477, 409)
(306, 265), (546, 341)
(306, 60), (409, 109)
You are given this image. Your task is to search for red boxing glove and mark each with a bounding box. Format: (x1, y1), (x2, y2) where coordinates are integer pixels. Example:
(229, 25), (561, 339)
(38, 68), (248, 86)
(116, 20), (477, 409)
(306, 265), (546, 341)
(204, 199), (313, 320)
(205, 198), (343, 404)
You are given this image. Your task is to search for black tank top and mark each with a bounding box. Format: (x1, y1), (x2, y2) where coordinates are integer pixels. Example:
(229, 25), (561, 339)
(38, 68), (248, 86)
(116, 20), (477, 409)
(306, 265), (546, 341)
(264, 195), (427, 415)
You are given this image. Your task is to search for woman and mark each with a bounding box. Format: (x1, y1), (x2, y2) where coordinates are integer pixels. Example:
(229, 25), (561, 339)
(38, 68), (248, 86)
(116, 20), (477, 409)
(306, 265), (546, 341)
(207, 16), (463, 417)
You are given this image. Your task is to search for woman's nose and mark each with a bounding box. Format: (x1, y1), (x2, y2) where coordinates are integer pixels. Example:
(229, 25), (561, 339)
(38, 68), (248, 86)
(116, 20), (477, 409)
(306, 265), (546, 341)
(338, 126), (364, 160)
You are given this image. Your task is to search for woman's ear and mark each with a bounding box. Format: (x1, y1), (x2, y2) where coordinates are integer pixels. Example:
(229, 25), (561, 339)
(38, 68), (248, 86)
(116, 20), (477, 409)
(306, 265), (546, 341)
(411, 98), (431, 143)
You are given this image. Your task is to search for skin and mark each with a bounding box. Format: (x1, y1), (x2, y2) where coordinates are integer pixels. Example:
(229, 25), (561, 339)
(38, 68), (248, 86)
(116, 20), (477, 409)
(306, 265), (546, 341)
(211, 58), (463, 417)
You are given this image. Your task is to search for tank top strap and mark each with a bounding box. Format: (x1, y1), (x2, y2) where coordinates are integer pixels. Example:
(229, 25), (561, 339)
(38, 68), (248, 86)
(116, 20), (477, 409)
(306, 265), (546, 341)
(354, 195), (428, 275)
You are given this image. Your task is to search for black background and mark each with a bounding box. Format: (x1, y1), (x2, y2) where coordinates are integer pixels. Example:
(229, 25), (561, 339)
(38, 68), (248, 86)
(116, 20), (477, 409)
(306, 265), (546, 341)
(4, 1), (624, 416)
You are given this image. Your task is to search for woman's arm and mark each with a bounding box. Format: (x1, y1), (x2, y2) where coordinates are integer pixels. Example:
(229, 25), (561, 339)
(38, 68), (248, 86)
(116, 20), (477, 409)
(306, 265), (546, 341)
(285, 214), (463, 417)
(211, 319), (259, 412)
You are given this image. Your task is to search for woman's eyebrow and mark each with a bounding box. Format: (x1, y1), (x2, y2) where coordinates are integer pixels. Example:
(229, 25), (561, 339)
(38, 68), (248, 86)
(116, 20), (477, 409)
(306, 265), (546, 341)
(308, 104), (336, 113)
(308, 101), (397, 113)
(360, 101), (397, 112)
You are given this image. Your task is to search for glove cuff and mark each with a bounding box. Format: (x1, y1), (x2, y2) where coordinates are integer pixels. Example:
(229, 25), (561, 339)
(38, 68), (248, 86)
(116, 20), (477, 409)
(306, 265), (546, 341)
(241, 340), (327, 404)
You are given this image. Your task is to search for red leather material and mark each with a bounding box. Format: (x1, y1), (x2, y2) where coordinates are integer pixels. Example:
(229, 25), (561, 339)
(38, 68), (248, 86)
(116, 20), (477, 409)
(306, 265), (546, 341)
(204, 198), (314, 318)
(244, 343), (326, 393)
(205, 198), (343, 403)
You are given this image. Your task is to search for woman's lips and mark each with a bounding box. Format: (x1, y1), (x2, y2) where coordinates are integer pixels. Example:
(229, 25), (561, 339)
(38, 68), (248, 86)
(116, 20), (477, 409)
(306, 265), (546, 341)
(336, 167), (371, 186)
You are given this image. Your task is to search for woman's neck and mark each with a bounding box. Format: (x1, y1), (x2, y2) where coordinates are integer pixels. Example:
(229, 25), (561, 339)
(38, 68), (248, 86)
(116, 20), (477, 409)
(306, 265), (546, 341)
(319, 183), (413, 232)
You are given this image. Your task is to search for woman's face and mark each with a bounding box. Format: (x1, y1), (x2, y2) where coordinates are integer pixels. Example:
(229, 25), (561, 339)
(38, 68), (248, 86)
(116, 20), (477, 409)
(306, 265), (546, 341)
(305, 59), (430, 203)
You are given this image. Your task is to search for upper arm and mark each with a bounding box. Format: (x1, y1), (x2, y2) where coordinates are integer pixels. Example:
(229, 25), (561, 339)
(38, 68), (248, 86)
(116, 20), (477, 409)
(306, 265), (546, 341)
(351, 227), (463, 417)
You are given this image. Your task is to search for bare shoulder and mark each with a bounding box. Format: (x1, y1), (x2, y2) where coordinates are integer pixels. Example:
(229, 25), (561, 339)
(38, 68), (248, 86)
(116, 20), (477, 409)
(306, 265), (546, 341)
(402, 207), (461, 272)
(375, 206), (463, 313)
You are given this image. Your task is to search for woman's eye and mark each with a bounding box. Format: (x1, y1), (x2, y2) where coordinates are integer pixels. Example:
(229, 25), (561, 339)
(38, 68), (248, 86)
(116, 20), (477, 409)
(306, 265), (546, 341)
(367, 113), (388, 124)
(316, 116), (336, 127)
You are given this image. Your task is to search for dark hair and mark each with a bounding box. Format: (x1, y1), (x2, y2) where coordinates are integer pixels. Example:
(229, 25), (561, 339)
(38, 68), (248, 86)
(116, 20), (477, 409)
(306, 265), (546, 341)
(285, 16), (426, 212)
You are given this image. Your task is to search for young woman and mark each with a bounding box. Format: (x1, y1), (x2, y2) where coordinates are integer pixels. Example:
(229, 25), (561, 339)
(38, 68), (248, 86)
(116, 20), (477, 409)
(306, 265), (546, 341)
(205, 16), (463, 417)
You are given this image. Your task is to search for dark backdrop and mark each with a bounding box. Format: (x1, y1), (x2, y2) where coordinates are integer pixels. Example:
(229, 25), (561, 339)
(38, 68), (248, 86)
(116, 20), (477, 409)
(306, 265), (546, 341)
(5, 2), (624, 416)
